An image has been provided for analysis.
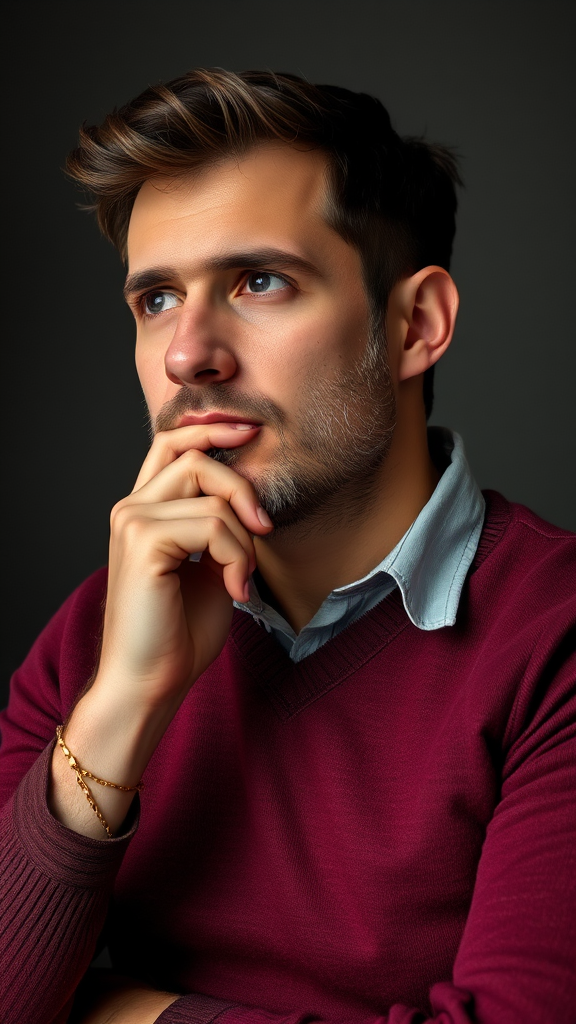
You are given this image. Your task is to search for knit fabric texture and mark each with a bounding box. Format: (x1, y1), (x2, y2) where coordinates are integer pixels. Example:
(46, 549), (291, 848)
(1, 491), (575, 1024)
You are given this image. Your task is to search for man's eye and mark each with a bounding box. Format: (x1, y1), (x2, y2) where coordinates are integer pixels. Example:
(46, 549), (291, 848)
(243, 272), (288, 294)
(143, 291), (179, 315)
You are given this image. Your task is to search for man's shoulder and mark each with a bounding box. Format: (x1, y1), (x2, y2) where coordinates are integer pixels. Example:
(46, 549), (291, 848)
(474, 489), (576, 608)
(480, 489), (575, 551)
(1, 567), (110, 781)
(16, 566), (110, 692)
(51, 565), (110, 633)
(504, 495), (575, 542)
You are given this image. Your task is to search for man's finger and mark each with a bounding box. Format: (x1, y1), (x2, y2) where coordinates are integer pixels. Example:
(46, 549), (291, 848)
(117, 495), (258, 572)
(146, 517), (253, 604)
(133, 423), (262, 491)
(124, 445), (273, 536)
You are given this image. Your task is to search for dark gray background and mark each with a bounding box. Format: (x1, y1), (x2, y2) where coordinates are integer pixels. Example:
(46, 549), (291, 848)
(3, 0), (575, 708)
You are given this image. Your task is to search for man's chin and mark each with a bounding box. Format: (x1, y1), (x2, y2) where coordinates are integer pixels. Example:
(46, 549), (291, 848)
(204, 446), (303, 527)
(203, 444), (374, 533)
(204, 446), (242, 465)
(205, 445), (262, 491)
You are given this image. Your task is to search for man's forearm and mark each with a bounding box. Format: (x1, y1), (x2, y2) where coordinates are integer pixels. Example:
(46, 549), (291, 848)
(49, 686), (176, 840)
(48, 424), (271, 842)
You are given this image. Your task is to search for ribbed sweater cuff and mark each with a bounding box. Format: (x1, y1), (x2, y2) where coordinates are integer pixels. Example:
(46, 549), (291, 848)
(12, 742), (138, 888)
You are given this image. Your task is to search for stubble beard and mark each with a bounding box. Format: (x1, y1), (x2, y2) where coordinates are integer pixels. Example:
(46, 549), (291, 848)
(153, 321), (396, 537)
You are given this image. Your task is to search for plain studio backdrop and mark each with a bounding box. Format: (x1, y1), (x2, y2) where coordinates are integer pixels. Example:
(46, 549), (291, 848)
(2, 0), (575, 708)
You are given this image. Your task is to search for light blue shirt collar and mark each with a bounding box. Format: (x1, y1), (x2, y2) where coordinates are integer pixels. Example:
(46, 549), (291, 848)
(235, 428), (485, 661)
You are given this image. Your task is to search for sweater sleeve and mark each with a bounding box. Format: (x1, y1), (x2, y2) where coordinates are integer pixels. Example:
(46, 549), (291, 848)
(0, 569), (138, 1024)
(155, 626), (576, 1024)
(0, 745), (137, 1024)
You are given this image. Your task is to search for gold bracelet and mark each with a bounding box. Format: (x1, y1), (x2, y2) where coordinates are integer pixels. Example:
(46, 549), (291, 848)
(55, 725), (144, 840)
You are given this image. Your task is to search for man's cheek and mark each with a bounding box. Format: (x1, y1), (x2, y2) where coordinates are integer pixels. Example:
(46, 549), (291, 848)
(136, 349), (167, 409)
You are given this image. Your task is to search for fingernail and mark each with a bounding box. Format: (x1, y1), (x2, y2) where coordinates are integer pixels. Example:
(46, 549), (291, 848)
(230, 422), (259, 431)
(257, 506), (273, 528)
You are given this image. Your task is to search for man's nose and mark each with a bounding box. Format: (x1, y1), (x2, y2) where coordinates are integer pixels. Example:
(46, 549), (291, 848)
(164, 302), (238, 386)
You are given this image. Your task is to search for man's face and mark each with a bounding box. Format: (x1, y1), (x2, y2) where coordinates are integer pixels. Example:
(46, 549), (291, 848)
(126, 144), (396, 530)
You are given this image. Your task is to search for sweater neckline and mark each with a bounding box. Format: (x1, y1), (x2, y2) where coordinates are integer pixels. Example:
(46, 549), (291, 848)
(229, 490), (511, 720)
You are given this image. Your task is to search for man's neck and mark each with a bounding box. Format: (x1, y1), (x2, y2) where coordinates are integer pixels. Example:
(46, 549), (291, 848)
(253, 408), (439, 634)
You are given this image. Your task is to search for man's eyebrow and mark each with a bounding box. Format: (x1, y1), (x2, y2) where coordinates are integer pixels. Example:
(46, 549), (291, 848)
(123, 249), (322, 301)
(123, 267), (176, 302)
(207, 249), (321, 277)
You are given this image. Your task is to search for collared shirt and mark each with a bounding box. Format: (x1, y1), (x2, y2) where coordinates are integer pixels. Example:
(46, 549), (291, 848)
(234, 427), (486, 663)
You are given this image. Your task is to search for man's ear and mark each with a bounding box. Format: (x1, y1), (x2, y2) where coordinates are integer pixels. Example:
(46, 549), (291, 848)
(391, 267), (459, 382)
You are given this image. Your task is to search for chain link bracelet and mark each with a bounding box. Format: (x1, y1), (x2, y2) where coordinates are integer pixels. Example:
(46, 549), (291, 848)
(55, 725), (144, 839)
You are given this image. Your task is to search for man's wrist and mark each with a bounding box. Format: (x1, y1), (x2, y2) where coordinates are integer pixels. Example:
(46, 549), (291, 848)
(48, 686), (170, 839)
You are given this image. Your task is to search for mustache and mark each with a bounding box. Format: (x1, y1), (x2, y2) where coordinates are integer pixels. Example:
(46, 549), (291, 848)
(153, 384), (286, 435)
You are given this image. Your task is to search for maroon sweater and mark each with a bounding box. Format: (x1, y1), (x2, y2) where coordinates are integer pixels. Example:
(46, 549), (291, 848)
(1, 492), (575, 1024)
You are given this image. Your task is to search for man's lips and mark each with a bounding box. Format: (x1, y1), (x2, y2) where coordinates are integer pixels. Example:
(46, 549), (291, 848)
(177, 413), (262, 428)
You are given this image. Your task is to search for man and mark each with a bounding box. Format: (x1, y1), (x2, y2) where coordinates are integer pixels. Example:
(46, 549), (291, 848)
(0, 69), (574, 1024)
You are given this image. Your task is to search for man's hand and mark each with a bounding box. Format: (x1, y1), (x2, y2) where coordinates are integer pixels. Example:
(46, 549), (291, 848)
(100, 422), (271, 709)
(72, 970), (179, 1023)
(50, 422), (273, 838)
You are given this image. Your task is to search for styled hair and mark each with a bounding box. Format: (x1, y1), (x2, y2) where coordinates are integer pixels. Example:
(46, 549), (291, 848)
(66, 68), (462, 418)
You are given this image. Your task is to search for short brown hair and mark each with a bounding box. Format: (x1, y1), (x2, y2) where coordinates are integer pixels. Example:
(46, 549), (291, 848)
(66, 68), (462, 417)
